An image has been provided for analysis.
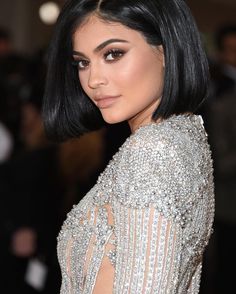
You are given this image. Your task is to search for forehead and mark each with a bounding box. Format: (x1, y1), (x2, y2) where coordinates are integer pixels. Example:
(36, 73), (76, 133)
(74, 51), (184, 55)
(73, 15), (146, 49)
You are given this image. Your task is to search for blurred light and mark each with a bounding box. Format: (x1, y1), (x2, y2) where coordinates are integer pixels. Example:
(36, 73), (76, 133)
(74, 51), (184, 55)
(39, 2), (60, 25)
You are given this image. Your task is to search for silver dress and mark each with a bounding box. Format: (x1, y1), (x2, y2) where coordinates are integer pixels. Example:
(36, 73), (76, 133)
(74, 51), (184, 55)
(57, 114), (215, 294)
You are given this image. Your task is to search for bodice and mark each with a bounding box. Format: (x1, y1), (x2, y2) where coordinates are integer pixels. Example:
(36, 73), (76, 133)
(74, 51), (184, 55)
(57, 114), (214, 294)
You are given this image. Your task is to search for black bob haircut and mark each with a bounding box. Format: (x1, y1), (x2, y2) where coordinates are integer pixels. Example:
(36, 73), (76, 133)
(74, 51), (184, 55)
(43, 0), (209, 141)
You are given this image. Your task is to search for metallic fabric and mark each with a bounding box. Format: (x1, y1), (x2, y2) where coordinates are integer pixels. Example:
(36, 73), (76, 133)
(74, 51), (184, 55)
(57, 114), (214, 293)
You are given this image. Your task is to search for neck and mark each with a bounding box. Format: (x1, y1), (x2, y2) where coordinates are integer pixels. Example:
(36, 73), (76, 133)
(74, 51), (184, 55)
(128, 100), (162, 133)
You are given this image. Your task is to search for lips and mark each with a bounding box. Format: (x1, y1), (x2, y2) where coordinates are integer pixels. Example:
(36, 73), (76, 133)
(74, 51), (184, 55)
(94, 95), (120, 108)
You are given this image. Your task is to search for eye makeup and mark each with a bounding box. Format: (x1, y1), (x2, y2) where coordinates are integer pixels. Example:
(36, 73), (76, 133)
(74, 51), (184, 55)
(104, 48), (126, 61)
(72, 47), (126, 70)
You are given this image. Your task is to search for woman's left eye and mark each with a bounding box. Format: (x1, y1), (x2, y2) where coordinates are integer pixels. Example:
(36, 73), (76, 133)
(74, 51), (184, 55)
(104, 49), (125, 61)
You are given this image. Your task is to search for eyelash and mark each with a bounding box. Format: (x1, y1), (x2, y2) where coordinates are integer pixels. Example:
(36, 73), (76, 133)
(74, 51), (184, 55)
(104, 48), (125, 61)
(72, 48), (126, 70)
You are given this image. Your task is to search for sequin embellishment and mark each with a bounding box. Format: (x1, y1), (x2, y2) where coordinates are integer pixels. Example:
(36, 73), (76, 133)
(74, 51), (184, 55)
(57, 114), (214, 294)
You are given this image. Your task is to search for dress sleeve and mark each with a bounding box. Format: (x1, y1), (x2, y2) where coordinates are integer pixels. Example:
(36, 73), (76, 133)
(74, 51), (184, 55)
(112, 202), (183, 293)
(111, 128), (209, 293)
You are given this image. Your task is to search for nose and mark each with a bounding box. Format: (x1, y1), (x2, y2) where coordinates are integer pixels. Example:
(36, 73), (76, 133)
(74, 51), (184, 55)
(88, 64), (108, 89)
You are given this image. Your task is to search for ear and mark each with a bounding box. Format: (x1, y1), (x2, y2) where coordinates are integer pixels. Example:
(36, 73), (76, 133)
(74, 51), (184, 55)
(158, 45), (165, 67)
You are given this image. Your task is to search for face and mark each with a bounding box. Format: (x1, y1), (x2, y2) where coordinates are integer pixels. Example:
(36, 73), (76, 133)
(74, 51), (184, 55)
(72, 15), (165, 131)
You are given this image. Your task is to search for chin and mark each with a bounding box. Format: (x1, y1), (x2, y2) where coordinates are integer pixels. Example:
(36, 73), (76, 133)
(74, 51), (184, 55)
(101, 113), (125, 125)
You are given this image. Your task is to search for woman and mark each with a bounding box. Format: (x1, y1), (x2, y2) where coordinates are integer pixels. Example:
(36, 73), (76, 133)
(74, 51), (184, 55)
(43, 0), (214, 293)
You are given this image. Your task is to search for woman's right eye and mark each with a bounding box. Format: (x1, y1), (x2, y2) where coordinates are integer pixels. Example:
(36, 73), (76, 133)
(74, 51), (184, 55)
(72, 59), (89, 70)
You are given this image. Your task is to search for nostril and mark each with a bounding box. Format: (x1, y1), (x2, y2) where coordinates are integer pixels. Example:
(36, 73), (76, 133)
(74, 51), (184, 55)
(88, 72), (108, 89)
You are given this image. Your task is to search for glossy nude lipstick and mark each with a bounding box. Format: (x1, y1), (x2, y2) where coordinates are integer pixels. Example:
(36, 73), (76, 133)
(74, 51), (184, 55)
(94, 95), (121, 108)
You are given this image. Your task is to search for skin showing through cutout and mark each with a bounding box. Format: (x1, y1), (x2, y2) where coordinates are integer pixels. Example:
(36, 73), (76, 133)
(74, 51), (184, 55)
(84, 205), (115, 294)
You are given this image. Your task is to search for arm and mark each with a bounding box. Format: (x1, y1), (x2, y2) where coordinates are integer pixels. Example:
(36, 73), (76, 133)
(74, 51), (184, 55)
(92, 205), (182, 294)
(94, 128), (203, 293)
(110, 125), (213, 293)
(112, 203), (183, 293)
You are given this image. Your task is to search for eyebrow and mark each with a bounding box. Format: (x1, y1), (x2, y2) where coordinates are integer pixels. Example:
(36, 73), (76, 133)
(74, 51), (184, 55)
(73, 38), (129, 57)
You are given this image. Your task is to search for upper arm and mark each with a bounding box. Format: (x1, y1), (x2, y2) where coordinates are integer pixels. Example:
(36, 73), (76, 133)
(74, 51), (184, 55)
(109, 129), (209, 293)
(92, 204), (183, 294)
(111, 202), (183, 293)
(114, 129), (201, 226)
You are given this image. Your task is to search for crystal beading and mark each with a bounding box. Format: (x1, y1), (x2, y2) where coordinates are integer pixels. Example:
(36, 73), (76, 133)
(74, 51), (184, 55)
(57, 114), (214, 293)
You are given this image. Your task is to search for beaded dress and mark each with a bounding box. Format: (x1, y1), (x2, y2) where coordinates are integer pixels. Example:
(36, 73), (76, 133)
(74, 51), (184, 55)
(57, 114), (215, 294)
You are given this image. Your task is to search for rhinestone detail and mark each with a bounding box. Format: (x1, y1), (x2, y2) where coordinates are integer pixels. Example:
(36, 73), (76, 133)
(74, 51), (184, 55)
(57, 114), (214, 294)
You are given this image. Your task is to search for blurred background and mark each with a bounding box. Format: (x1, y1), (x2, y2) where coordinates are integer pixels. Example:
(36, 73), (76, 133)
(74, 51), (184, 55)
(0, 0), (235, 293)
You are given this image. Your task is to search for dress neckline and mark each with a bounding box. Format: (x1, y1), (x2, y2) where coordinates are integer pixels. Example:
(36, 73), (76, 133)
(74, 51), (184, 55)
(110, 113), (204, 162)
(130, 113), (203, 136)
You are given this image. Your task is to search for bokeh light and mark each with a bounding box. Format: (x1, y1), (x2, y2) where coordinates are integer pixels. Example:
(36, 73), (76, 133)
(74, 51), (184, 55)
(39, 1), (60, 25)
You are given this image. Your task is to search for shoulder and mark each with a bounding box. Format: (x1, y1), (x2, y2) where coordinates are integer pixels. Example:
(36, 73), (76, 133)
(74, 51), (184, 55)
(113, 114), (213, 226)
(120, 114), (210, 172)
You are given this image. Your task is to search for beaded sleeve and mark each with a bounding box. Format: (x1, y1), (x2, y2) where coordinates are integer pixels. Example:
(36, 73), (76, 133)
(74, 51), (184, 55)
(110, 121), (214, 293)
(57, 115), (215, 294)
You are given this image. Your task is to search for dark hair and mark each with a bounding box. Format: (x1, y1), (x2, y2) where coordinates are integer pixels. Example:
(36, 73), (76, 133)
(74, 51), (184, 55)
(43, 0), (209, 141)
(215, 25), (236, 51)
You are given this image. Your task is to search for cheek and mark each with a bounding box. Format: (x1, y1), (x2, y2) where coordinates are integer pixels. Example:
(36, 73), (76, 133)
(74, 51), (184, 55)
(118, 60), (141, 83)
(119, 57), (164, 99)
